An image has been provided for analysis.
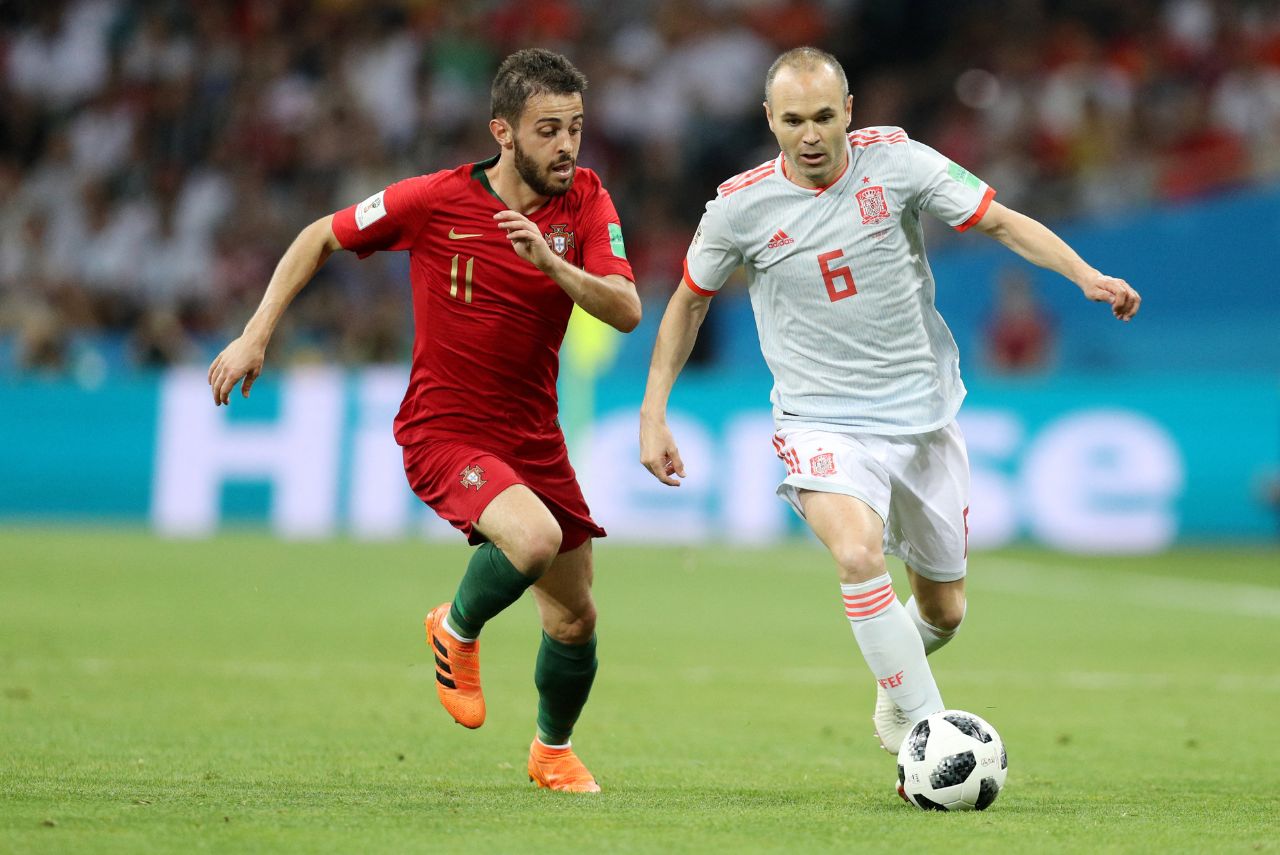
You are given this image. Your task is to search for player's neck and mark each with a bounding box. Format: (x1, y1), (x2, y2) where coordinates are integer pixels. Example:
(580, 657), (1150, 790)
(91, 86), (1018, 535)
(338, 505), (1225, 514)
(485, 155), (549, 216)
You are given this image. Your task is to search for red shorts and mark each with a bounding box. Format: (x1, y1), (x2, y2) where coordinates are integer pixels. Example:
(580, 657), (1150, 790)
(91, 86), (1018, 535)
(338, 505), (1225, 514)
(402, 436), (606, 553)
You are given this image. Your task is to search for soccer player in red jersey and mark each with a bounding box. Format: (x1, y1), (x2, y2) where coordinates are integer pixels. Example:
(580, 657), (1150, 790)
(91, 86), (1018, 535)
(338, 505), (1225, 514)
(208, 49), (640, 793)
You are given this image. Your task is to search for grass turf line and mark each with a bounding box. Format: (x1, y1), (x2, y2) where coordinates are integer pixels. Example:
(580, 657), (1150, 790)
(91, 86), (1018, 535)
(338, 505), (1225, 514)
(1, 530), (1277, 853)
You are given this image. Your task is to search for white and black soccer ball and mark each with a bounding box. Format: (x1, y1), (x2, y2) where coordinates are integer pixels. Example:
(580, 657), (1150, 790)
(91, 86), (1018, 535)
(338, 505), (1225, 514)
(897, 710), (1007, 811)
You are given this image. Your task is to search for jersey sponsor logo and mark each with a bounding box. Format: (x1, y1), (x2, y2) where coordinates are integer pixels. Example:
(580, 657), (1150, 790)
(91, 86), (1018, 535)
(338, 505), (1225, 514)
(543, 223), (576, 257)
(690, 222), (704, 249)
(448, 228), (483, 239)
(459, 464), (487, 490)
(355, 191), (387, 230)
(810, 451), (836, 477)
(856, 185), (890, 225)
(766, 229), (794, 249)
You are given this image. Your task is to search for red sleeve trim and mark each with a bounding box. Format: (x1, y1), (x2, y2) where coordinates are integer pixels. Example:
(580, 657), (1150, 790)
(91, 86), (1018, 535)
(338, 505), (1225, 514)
(682, 257), (716, 297)
(954, 186), (997, 232)
(330, 206), (375, 259)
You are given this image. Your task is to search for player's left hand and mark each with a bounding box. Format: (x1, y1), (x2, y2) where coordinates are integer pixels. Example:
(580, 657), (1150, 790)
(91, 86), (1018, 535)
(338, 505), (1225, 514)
(1081, 273), (1141, 321)
(494, 210), (557, 272)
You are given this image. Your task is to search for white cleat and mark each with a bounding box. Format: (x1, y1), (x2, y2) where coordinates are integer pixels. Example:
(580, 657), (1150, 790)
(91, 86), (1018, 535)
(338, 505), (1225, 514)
(873, 684), (912, 754)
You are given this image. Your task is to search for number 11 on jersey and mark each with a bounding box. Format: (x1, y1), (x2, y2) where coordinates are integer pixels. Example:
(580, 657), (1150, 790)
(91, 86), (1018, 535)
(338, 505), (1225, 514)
(818, 249), (857, 302)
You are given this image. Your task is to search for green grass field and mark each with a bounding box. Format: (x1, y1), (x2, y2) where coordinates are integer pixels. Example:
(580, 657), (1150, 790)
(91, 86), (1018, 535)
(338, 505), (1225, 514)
(2, 529), (1277, 853)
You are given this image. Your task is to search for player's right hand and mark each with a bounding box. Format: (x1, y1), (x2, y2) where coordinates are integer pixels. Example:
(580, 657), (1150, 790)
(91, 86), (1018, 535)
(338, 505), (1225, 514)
(639, 417), (687, 487)
(208, 336), (267, 406)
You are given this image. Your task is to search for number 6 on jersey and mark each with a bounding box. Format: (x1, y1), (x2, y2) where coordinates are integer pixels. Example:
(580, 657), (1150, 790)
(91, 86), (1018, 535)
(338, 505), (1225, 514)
(818, 249), (857, 301)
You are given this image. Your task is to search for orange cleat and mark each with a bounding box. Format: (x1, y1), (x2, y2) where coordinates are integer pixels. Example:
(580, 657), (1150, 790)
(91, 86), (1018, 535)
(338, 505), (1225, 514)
(424, 604), (485, 729)
(527, 740), (601, 793)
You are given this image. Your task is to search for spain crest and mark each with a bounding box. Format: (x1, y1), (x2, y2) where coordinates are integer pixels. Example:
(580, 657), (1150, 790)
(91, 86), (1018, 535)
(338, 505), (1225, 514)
(810, 452), (836, 477)
(459, 465), (487, 490)
(856, 185), (890, 225)
(544, 223), (576, 257)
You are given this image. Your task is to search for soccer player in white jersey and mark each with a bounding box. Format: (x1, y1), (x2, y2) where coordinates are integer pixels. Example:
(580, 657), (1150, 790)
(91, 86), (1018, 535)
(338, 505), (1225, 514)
(639, 47), (1141, 770)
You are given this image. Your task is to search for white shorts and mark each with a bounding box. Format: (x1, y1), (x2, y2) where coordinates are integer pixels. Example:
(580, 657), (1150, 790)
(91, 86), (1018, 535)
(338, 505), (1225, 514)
(773, 421), (970, 582)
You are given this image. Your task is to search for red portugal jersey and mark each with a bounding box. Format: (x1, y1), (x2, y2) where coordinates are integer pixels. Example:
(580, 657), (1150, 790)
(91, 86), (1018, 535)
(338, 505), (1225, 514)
(331, 157), (634, 448)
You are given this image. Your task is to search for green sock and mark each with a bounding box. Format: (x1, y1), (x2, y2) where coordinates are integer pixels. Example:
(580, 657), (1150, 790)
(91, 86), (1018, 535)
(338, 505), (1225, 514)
(446, 543), (535, 639)
(534, 632), (598, 745)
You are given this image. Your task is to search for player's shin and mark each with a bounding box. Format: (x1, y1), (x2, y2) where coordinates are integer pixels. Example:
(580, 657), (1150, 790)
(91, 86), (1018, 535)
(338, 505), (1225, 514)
(534, 631), (598, 745)
(842, 575), (944, 723)
(904, 596), (963, 655)
(447, 543), (536, 639)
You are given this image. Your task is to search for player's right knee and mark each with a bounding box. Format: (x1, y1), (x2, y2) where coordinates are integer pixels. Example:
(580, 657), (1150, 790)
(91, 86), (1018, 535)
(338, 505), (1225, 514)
(831, 542), (886, 584)
(507, 524), (562, 577)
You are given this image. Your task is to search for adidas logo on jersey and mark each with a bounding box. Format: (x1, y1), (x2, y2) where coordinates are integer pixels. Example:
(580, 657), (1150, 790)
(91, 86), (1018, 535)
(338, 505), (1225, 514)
(767, 230), (794, 249)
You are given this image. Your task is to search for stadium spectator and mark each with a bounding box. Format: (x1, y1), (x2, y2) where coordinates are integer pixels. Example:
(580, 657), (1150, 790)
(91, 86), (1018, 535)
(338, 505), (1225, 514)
(985, 268), (1055, 374)
(1, 0), (1277, 372)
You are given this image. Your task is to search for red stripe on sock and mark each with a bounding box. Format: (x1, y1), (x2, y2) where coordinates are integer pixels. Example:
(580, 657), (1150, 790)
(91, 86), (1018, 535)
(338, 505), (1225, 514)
(842, 583), (893, 604)
(845, 590), (896, 618)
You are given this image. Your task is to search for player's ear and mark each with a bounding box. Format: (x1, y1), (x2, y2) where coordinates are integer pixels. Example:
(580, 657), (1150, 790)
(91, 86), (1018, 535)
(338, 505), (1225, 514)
(490, 118), (515, 150)
(763, 100), (774, 129)
(844, 94), (853, 127)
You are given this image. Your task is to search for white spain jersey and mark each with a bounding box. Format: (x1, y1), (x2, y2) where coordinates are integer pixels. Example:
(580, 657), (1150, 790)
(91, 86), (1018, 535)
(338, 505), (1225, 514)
(685, 126), (995, 434)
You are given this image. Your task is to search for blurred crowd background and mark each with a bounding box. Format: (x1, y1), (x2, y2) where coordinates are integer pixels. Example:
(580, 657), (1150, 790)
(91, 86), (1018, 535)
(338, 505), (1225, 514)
(2, 0), (1277, 378)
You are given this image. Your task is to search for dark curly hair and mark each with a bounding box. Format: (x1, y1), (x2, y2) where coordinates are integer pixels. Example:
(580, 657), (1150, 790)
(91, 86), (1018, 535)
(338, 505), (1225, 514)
(490, 48), (588, 126)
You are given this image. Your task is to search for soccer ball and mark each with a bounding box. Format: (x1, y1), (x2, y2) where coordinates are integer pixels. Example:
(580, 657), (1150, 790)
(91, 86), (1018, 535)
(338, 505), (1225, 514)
(897, 710), (1007, 811)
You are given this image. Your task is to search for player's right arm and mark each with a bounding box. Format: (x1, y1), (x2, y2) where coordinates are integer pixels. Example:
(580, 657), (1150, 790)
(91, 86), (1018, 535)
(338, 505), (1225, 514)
(639, 280), (713, 486)
(639, 197), (741, 486)
(209, 179), (434, 405)
(208, 215), (342, 406)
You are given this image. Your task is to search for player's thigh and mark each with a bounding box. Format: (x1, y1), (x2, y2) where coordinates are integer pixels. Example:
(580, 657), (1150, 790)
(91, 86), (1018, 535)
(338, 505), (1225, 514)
(475, 484), (563, 573)
(775, 428), (891, 582)
(884, 421), (970, 583)
(799, 489), (887, 583)
(517, 440), (607, 555)
(773, 428), (891, 525)
(531, 539), (595, 643)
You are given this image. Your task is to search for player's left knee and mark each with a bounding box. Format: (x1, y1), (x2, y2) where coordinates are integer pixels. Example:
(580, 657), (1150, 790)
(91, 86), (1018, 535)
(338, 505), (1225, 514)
(921, 598), (966, 633)
(547, 605), (597, 645)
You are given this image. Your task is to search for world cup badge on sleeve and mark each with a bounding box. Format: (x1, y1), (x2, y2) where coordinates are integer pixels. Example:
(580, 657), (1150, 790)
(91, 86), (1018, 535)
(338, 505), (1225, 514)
(856, 185), (890, 225)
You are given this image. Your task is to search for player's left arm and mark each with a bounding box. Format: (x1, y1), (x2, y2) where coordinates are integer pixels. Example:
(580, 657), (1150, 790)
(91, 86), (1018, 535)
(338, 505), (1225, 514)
(972, 201), (1141, 321)
(493, 210), (641, 332)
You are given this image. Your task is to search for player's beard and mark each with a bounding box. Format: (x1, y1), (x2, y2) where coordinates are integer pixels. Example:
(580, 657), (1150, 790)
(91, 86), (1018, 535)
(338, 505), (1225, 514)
(514, 140), (574, 198)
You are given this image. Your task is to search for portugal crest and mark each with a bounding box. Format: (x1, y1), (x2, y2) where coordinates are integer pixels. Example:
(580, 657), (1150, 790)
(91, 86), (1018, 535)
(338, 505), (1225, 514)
(856, 185), (890, 225)
(810, 452), (836, 477)
(544, 223), (576, 257)
(459, 465), (487, 490)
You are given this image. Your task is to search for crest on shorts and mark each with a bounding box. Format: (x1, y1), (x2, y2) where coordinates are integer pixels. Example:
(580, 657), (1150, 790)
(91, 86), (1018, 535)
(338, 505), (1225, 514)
(459, 465), (487, 490)
(810, 452), (837, 477)
(856, 185), (890, 225)
(544, 223), (575, 257)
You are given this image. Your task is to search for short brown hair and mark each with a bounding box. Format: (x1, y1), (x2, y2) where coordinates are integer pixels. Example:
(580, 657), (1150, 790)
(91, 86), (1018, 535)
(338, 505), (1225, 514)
(491, 49), (588, 126)
(765, 47), (848, 103)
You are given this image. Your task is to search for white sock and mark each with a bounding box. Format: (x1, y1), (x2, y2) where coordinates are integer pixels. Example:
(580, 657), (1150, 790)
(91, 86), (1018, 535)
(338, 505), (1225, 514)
(842, 574), (944, 723)
(904, 596), (962, 655)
